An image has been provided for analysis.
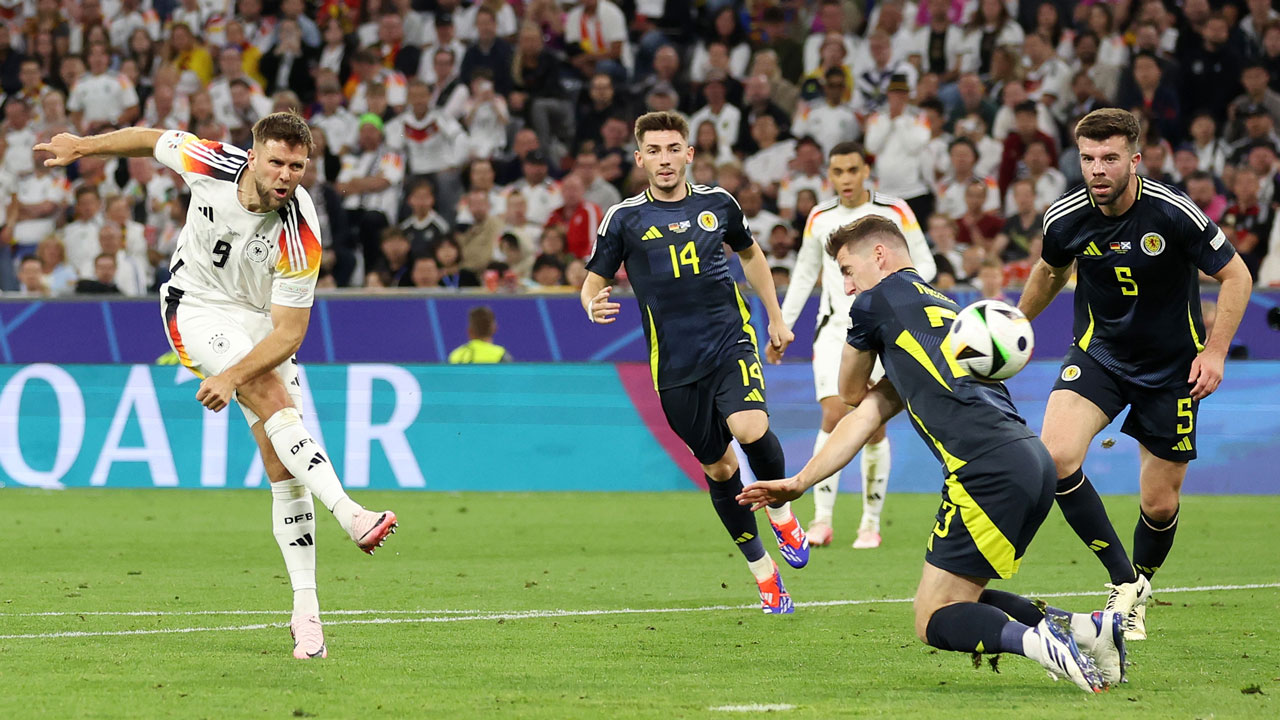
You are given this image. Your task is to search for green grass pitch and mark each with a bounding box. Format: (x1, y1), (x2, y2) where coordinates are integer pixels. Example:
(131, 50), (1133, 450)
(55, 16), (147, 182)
(1, 489), (1276, 719)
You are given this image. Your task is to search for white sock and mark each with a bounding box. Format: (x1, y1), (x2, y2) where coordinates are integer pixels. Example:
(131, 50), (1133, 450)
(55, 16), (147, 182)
(764, 501), (794, 525)
(747, 555), (776, 582)
(1020, 626), (1043, 662)
(1068, 611), (1095, 652)
(264, 408), (361, 535)
(811, 429), (838, 526)
(859, 438), (891, 533)
(270, 478), (320, 620)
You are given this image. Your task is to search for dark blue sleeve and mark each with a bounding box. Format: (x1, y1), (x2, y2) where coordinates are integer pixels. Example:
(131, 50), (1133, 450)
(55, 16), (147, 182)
(722, 195), (755, 252)
(586, 206), (626, 279)
(1040, 213), (1074, 269)
(846, 289), (882, 351)
(1182, 213), (1237, 276)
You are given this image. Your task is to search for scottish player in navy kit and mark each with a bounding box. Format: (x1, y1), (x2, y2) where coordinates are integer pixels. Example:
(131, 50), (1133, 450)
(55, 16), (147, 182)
(581, 111), (808, 614)
(1019, 109), (1254, 640)
(738, 217), (1125, 693)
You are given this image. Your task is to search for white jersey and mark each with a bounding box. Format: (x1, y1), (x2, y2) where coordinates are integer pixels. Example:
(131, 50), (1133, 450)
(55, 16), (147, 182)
(781, 192), (936, 332)
(155, 130), (322, 313)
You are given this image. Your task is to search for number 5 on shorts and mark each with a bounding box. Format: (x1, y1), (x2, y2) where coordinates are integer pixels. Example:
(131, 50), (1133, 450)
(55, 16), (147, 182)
(1176, 397), (1193, 434)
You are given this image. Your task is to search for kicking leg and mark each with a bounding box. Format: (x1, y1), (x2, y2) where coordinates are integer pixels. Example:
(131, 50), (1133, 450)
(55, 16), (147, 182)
(237, 371), (397, 553)
(915, 563), (1102, 692)
(1041, 390), (1137, 585)
(728, 409), (808, 569)
(703, 447), (792, 614)
(807, 396), (849, 545)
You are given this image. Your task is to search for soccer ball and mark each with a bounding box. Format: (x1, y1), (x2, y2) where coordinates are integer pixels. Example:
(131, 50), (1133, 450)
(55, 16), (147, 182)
(945, 299), (1034, 381)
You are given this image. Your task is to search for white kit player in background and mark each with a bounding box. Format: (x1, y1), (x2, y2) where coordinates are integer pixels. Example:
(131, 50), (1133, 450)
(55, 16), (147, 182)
(768, 141), (936, 549)
(34, 114), (399, 661)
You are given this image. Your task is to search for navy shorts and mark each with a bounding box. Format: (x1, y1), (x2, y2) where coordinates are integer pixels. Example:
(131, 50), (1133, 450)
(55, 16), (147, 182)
(658, 350), (768, 465)
(925, 438), (1056, 580)
(1053, 347), (1198, 462)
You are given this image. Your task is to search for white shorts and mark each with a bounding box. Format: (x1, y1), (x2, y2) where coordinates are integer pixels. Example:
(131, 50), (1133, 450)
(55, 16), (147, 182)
(811, 315), (885, 402)
(161, 287), (301, 427)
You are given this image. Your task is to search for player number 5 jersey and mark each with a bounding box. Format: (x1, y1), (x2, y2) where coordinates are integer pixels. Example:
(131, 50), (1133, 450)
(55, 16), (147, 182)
(155, 130), (323, 313)
(1041, 178), (1237, 388)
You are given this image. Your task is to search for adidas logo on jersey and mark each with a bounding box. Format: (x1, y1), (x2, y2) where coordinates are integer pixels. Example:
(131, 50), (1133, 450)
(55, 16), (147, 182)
(289, 533), (315, 547)
(743, 389), (765, 402)
(1172, 437), (1193, 452)
(1082, 242), (1104, 257)
(641, 226), (664, 241)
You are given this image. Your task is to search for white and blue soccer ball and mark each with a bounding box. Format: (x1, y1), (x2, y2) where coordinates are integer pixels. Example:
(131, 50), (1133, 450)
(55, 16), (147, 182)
(946, 299), (1035, 381)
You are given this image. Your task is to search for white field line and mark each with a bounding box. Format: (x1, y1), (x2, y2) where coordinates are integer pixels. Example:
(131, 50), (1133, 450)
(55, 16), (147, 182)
(1, 582), (1275, 641)
(709, 704), (797, 712)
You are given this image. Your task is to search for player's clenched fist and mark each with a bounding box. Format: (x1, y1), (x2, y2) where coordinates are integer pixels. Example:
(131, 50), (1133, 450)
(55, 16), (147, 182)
(588, 285), (620, 324)
(195, 374), (237, 412)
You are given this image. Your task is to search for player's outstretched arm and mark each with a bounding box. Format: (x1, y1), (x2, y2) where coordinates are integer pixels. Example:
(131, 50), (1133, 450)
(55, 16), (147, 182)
(737, 242), (795, 354)
(35, 127), (166, 166)
(195, 305), (311, 412)
(737, 380), (903, 511)
(581, 271), (620, 325)
(1017, 258), (1074, 320)
(1189, 254), (1253, 400)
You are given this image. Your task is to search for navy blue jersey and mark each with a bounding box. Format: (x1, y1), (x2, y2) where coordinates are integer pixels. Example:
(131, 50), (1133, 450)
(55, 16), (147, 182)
(1041, 178), (1237, 389)
(847, 269), (1036, 476)
(587, 183), (758, 389)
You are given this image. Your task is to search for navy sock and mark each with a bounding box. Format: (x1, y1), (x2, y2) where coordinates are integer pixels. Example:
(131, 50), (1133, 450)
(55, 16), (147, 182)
(706, 470), (766, 562)
(979, 589), (1045, 626)
(1133, 505), (1179, 580)
(741, 430), (787, 508)
(924, 603), (1029, 656)
(1056, 468), (1137, 585)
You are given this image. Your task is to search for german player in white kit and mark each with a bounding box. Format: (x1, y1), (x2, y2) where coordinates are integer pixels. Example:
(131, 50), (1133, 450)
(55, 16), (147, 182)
(768, 142), (935, 549)
(35, 114), (399, 660)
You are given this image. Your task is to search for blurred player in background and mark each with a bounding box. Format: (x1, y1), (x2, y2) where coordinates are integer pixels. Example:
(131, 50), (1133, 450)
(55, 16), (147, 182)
(582, 111), (806, 614)
(36, 114), (399, 660)
(1020, 109), (1252, 640)
(771, 141), (936, 549)
(741, 216), (1125, 693)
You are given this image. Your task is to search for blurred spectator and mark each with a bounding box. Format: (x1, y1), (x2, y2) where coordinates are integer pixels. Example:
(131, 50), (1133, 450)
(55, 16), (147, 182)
(76, 252), (122, 294)
(791, 188), (819, 235)
(791, 67), (860, 158)
(387, 78), (467, 224)
(497, 232), (532, 280)
(564, 0), (629, 82)
(756, 7), (803, 84)
(449, 305), (510, 363)
(166, 23), (214, 92)
(765, 222), (797, 272)
(998, 179), (1044, 265)
(635, 45), (693, 115)
(998, 101), (1059, 194)
(856, 32), (917, 117)
(456, 158), (506, 226)
(69, 42), (140, 131)
(544, 174), (600, 259)
(372, 227), (415, 288)
(865, 74), (933, 221)
(919, 98), (952, 190)
(690, 8), (751, 82)
(977, 258), (1008, 301)
(400, 179), (451, 258)
(573, 144), (621, 211)
(928, 211), (965, 283)
(565, 257), (587, 290)
(16, 255), (49, 296)
(1179, 13), (1242, 125)
(34, 235), (78, 296)
(1022, 32), (1069, 108)
(345, 49), (408, 115)
(909, 0), (964, 91)
(512, 23), (572, 160)
(98, 222), (147, 296)
(536, 225), (574, 267)
(1227, 64), (1280, 144)
(1185, 170), (1229, 224)
(777, 137), (831, 221)
(750, 50), (801, 118)
(576, 72), (627, 149)
(14, 141), (70, 259)
(738, 184), (783, 253)
(423, 47), (469, 122)
(689, 74), (741, 162)
(260, 18), (317, 103)
(506, 149), (561, 226)
(529, 252), (565, 287)
(1221, 167), (1273, 279)
(498, 192), (541, 255)
(945, 73), (997, 134)
(1120, 53), (1182, 145)
(457, 189), (504, 273)
(435, 236), (481, 288)
(937, 137), (999, 220)
(462, 70), (509, 157)
(953, 112), (1003, 180)
(958, 0), (1023, 77)
(1068, 32), (1120, 105)
(312, 80), (359, 155)
(210, 45), (272, 131)
(336, 113), (405, 268)
(2, 99), (36, 179)
(1189, 112), (1228, 177)
(460, 6), (514, 95)
(992, 84), (1058, 149)
(956, 179), (1004, 249)
(770, 265), (791, 292)
(1228, 107), (1280, 166)
(744, 114), (796, 200)
(736, 74), (790, 155)
(300, 160), (354, 287)
(103, 194), (148, 270)
(411, 255), (442, 289)
(1006, 139), (1066, 214)
(1138, 135), (1176, 185)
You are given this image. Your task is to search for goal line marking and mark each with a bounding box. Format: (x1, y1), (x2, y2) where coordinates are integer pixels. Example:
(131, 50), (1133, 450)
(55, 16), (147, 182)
(1, 582), (1275, 641)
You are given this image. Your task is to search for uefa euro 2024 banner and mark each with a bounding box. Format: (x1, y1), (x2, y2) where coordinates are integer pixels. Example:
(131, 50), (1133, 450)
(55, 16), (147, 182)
(1, 363), (1278, 494)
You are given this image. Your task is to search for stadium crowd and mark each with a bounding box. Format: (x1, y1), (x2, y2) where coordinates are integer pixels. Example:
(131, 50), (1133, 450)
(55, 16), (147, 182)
(2, 0), (1280, 299)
